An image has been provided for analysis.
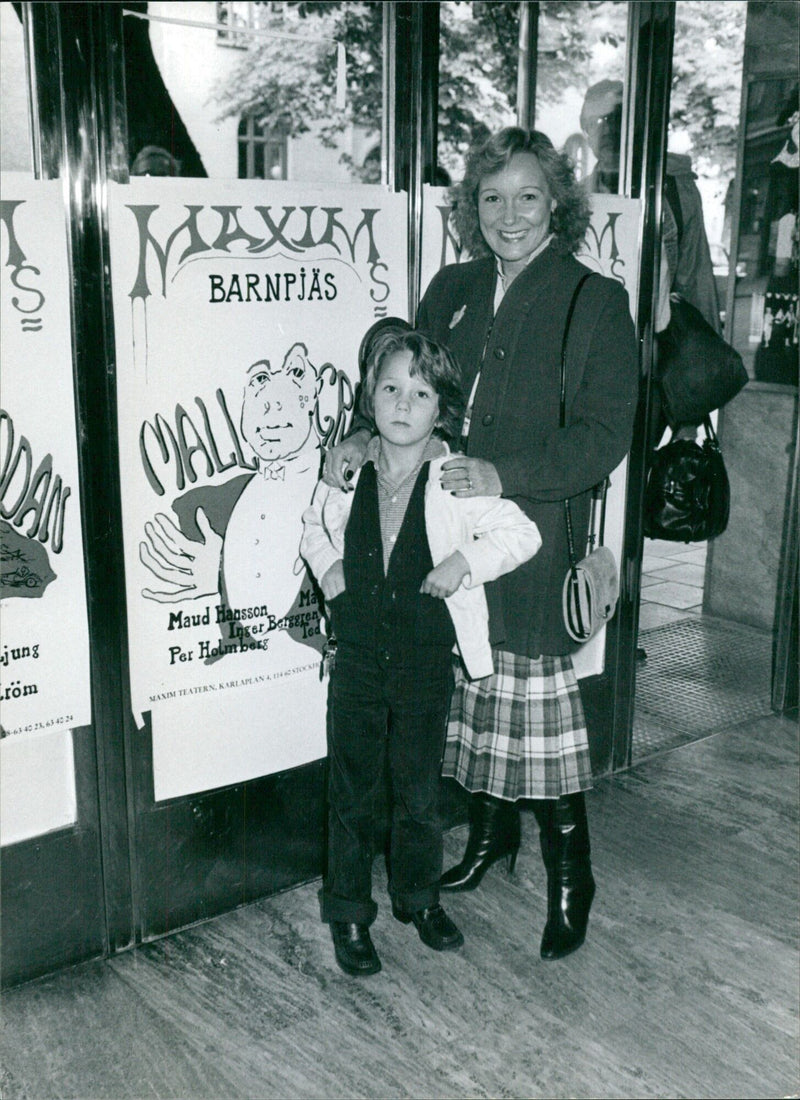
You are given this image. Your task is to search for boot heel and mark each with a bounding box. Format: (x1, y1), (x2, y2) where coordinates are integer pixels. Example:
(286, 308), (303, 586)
(440, 794), (522, 892)
(391, 904), (413, 925)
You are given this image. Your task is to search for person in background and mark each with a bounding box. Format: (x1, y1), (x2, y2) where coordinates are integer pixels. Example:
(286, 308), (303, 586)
(580, 78), (721, 334)
(323, 129), (638, 962)
(754, 93), (798, 385)
(581, 78), (723, 469)
(130, 144), (182, 177)
(302, 326), (541, 976)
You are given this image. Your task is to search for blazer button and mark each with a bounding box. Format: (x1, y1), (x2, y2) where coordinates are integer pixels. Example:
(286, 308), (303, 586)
(494, 348), (505, 360)
(482, 413), (494, 426)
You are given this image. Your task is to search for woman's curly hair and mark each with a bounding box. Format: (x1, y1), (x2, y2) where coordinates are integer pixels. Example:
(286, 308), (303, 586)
(450, 128), (591, 258)
(360, 329), (465, 443)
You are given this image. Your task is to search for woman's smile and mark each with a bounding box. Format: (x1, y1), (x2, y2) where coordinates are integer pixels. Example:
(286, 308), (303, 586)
(478, 151), (556, 282)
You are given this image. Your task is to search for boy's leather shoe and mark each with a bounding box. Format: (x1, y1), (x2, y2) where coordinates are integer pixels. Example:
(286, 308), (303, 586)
(392, 903), (464, 951)
(330, 921), (381, 975)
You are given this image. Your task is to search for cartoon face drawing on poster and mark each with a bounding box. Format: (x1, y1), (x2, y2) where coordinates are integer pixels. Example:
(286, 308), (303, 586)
(239, 348), (316, 465)
(138, 342), (347, 665)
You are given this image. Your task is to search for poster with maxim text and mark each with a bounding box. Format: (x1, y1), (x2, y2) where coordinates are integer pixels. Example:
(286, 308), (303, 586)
(0, 176), (92, 745)
(421, 186), (642, 679)
(108, 179), (407, 800)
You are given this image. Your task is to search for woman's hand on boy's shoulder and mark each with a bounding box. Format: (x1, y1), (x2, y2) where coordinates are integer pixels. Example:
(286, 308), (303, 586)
(440, 456), (502, 497)
(323, 430), (371, 490)
(420, 551), (470, 599)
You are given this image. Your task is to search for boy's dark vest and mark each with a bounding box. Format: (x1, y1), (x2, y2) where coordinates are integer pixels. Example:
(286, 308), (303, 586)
(333, 462), (455, 669)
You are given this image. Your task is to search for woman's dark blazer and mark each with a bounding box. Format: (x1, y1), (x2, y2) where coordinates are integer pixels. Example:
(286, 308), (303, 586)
(417, 241), (639, 657)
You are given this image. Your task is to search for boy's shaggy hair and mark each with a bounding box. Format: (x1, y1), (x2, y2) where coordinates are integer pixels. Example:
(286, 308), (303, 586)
(450, 127), (591, 258)
(360, 328), (465, 443)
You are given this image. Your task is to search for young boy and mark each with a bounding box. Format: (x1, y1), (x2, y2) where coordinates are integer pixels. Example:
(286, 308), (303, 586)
(301, 326), (541, 976)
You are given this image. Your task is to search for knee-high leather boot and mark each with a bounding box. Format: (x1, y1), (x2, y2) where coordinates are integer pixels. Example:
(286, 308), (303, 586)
(532, 793), (596, 960)
(440, 793), (521, 891)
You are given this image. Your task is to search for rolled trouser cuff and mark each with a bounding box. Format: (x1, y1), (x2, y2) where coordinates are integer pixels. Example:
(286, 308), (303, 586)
(391, 884), (439, 915)
(319, 887), (378, 927)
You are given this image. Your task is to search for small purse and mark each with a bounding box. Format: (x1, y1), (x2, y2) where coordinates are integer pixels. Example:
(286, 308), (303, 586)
(643, 416), (730, 543)
(657, 295), (748, 428)
(563, 481), (619, 643)
(559, 273), (620, 643)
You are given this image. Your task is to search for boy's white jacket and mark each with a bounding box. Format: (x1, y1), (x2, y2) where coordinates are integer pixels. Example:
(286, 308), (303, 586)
(300, 447), (541, 680)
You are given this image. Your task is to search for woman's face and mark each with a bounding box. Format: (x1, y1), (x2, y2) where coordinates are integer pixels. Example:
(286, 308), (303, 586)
(477, 152), (556, 280)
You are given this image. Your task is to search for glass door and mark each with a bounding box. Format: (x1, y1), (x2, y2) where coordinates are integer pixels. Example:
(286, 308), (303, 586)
(0, 0), (107, 985)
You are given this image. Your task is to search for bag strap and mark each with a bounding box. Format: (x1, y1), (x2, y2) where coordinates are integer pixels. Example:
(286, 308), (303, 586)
(664, 172), (683, 250)
(559, 272), (593, 429)
(559, 272), (607, 570)
(666, 415), (719, 446)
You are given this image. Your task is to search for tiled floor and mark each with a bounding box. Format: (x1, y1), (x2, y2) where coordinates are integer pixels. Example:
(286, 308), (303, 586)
(639, 538), (708, 630)
(633, 537), (775, 763)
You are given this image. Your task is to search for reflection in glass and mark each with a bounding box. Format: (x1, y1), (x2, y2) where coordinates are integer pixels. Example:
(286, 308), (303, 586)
(738, 78), (798, 385)
(578, 77), (624, 194)
(669, 1), (746, 335)
(216, 0), (269, 49)
(127, 1), (384, 183)
(237, 115), (287, 180)
(0, 1), (33, 175)
(211, 0), (384, 183)
(436, 2), (520, 185)
(534, 1), (628, 190)
(130, 145), (182, 177)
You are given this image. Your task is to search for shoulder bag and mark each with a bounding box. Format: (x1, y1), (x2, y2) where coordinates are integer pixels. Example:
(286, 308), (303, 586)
(657, 294), (748, 428)
(658, 177), (748, 427)
(560, 273), (620, 643)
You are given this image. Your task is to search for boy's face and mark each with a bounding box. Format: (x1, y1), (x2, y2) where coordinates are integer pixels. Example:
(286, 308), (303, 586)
(373, 349), (440, 450)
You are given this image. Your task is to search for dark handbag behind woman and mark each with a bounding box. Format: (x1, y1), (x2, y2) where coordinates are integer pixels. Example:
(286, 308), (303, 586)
(657, 295), (748, 428)
(643, 416), (730, 542)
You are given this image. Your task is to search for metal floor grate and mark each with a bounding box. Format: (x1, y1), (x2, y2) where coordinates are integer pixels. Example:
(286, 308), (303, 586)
(632, 616), (774, 760)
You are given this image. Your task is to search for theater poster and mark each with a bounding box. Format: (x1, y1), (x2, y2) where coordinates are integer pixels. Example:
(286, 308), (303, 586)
(108, 179), (407, 799)
(421, 186), (642, 678)
(0, 176), (92, 744)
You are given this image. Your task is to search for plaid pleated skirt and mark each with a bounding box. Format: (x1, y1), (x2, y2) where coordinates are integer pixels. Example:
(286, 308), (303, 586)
(442, 649), (593, 800)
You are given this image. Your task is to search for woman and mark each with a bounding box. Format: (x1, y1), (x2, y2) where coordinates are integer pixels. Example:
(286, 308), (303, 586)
(324, 128), (638, 960)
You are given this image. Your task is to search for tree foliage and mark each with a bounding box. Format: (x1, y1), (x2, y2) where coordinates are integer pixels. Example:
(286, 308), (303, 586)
(536, 1), (626, 104)
(213, 1), (383, 156)
(669, 0), (747, 178)
(213, 1), (745, 182)
(436, 1), (519, 172)
(212, 1), (526, 178)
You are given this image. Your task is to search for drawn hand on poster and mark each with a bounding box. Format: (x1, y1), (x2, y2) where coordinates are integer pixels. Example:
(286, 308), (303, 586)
(139, 342), (353, 665)
(139, 509), (222, 602)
